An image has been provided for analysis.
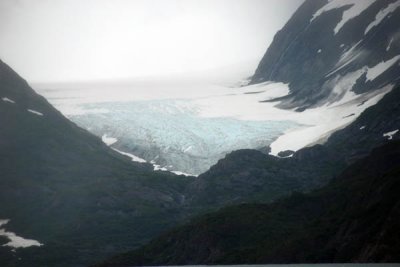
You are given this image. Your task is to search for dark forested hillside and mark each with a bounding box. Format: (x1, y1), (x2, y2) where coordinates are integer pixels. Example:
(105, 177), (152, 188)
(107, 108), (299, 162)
(0, 59), (192, 266)
(97, 140), (400, 266)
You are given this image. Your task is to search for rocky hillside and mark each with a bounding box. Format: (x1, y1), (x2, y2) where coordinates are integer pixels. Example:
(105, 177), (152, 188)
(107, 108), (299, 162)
(252, 0), (400, 110)
(184, 83), (400, 209)
(96, 140), (400, 266)
(0, 59), (192, 266)
(182, 0), (400, 210)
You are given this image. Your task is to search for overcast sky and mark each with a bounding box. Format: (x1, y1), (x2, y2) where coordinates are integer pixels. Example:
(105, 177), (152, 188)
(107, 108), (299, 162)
(0, 0), (303, 83)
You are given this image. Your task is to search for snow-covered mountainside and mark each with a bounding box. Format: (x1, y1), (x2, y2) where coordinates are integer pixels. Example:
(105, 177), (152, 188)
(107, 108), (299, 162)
(247, 0), (400, 154)
(252, 0), (400, 108)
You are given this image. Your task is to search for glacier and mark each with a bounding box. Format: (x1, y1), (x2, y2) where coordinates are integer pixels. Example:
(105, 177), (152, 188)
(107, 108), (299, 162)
(35, 75), (393, 175)
(71, 99), (296, 175)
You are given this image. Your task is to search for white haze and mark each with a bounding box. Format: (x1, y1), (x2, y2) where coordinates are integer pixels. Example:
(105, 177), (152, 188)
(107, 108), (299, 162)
(0, 0), (303, 83)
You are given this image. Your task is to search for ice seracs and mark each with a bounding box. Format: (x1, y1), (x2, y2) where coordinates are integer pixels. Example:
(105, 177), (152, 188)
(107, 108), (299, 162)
(383, 129), (399, 140)
(27, 109), (44, 116)
(0, 219), (43, 249)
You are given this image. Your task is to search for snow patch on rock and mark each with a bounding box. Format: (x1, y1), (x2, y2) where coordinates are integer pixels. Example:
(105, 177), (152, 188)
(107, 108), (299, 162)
(27, 109), (43, 116)
(311, 0), (375, 34)
(1, 97), (15, 104)
(102, 134), (118, 146)
(112, 148), (146, 163)
(327, 41), (363, 77)
(112, 148), (195, 176)
(366, 55), (400, 81)
(0, 219), (43, 249)
(269, 84), (393, 156)
(383, 129), (399, 140)
(387, 38), (394, 51)
(365, 1), (400, 34)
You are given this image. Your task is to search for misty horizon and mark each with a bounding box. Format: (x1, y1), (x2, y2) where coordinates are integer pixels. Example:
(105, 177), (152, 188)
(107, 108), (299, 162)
(0, 0), (302, 83)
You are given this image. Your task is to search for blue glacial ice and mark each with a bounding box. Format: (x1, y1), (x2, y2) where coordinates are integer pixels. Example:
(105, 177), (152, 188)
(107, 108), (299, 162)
(70, 99), (298, 176)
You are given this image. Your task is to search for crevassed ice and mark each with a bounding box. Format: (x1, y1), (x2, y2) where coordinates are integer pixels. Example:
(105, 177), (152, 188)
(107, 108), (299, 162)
(311, 0), (375, 34)
(72, 99), (297, 175)
(365, 1), (400, 34)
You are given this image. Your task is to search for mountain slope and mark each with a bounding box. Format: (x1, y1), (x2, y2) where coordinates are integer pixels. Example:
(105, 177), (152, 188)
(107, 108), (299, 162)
(96, 140), (400, 266)
(251, 0), (400, 110)
(183, 83), (400, 210)
(0, 59), (192, 266)
(95, 1), (400, 264)
(180, 0), (400, 210)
